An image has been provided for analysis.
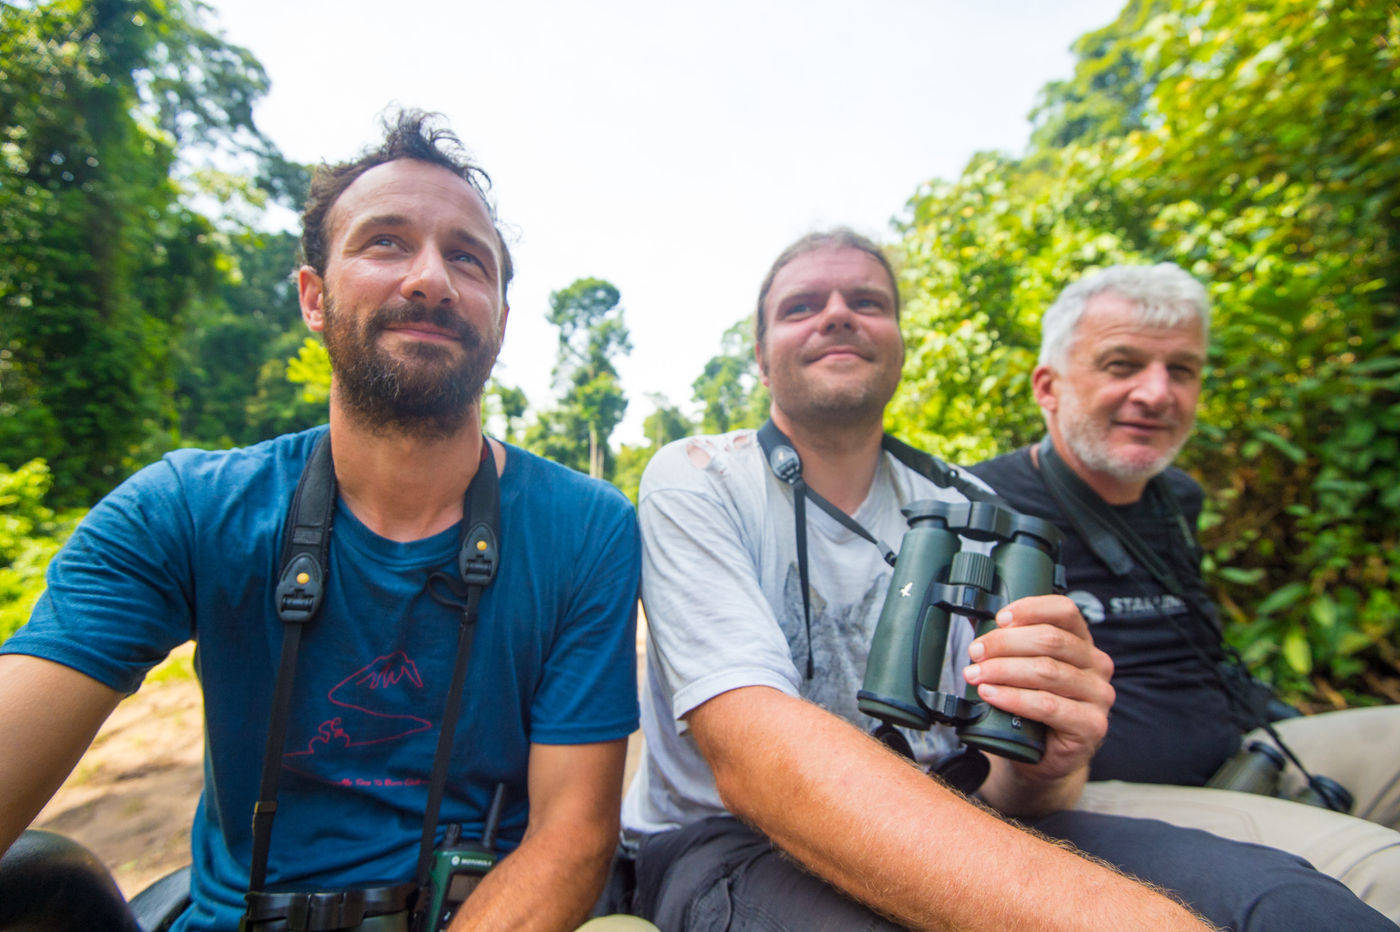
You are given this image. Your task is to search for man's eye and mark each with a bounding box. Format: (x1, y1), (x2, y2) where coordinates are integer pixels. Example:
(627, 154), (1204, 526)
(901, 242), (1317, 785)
(1105, 360), (1138, 374)
(784, 303), (814, 317)
(451, 251), (482, 267)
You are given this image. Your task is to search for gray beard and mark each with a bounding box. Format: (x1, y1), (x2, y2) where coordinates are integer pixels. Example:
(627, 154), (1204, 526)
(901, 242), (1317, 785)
(1058, 403), (1187, 485)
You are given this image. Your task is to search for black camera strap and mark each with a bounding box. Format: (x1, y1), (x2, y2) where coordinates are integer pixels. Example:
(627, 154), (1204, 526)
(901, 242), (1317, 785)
(250, 431), (337, 893)
(756, 419), (1002, 677)
(248, 432), (502, 901)
(1034, 436), (1346, 810)
(411, 452), (501, 928)
(1035, 438), (1199, 609)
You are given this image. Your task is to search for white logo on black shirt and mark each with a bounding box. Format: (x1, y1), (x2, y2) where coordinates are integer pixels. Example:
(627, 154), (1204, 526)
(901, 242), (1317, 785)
(1108, 593), (1188, 619)
(1067, 590), (1106, 624)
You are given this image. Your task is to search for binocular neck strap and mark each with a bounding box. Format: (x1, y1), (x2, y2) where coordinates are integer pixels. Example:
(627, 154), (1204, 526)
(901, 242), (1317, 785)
(756, 420), (997, 678)
(757, 420), (894, 679)
(251, 432), (337, 893)
(413, 442), (501, 906)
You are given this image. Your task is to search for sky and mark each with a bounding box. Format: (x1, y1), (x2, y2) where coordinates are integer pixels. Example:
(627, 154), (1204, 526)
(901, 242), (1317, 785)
(204, 0), (1125, 444)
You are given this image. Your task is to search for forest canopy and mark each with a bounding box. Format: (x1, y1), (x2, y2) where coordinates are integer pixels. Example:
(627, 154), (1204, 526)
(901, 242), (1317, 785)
(888, 0), (1398, 699)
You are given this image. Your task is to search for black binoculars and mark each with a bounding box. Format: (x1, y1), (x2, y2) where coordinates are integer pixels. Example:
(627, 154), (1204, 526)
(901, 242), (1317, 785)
(858, 499), (1065, 765)
(1207, 740), (1354, 812)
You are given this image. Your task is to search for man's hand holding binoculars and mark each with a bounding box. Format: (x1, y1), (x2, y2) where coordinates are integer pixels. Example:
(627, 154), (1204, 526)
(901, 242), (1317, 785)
(964, 594), (1115, 816)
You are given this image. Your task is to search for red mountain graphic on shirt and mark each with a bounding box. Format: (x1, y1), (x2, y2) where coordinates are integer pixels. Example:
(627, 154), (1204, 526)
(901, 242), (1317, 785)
(282, 651), (434, 784)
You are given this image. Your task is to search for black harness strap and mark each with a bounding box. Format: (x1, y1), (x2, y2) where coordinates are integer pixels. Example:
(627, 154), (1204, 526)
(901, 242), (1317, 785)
(250, 432), (336, 892)
(880, 433), (1009, 511)
(248, 434), (502, 900)
(412, 444), (500, 925)
(1037, 437), (1201, 613)
(756, 420), (1001, 678)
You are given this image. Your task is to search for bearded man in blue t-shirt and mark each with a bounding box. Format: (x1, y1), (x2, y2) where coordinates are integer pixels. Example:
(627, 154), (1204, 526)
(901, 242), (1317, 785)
(0, 110), (642, 932)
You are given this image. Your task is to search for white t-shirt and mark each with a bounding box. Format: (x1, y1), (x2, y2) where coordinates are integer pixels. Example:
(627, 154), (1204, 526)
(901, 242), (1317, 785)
(622, 429), (986, 839)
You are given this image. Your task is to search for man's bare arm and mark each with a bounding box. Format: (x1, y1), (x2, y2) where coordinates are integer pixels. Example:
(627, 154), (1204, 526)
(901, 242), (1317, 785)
(447, 739), (625, 932)
(0, 654), (124, 854)
(690, 685), (1208, 932)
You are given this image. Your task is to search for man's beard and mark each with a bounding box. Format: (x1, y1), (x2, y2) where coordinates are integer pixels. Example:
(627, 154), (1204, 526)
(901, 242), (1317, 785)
(321, 296), (500, 440)
(761, 341), (903, 432)
(1057, 387), (1190, 485)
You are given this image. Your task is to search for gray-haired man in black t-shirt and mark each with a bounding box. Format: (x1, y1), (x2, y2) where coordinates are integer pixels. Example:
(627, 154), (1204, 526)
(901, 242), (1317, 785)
(970, 262), (1400, 920)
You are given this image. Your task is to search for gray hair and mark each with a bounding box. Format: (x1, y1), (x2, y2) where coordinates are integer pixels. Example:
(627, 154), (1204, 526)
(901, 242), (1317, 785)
(1039, 263), (1210, 369)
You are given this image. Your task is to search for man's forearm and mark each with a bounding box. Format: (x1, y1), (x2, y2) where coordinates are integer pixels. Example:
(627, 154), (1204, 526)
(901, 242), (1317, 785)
(445, 815), (615, 932)
(447, 740), (626, 932)
(692, 687), (1209, 932)
(0, 655), (122, 854)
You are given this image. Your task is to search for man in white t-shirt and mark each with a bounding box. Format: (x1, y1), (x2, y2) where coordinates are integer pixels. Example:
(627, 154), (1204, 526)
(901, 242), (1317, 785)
(613, 229), (1395, 932)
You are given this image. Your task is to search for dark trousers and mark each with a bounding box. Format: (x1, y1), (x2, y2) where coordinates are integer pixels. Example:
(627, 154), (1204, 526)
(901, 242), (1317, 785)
(627, 813), (1399, 932)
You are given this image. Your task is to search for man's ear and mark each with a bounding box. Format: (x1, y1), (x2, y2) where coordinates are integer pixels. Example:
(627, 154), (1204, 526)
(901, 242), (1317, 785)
(1031, 364), (1058, 414)
(754, 337), (770, 387)
(298, 266), (326, 332)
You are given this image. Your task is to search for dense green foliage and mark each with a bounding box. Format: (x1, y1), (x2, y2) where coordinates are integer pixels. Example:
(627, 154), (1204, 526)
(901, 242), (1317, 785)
(174, 230), (324, 446)
(891, 0), (1399, 702)
(0, 0), (311, 633)
(0, 460), (78, 639)
(0, 0), (298, 506)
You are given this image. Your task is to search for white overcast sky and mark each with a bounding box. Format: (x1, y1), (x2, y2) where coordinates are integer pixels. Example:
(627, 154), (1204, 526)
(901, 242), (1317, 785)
(204, 0), (1124, 443)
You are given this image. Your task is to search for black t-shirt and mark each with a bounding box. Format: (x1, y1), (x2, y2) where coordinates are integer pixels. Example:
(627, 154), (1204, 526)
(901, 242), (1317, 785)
(970, 447), (1240, 785)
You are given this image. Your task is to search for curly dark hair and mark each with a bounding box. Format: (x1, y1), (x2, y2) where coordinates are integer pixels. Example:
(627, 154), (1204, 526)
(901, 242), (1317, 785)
(753, 227), (899, 352)
(299, 108), (515, 301)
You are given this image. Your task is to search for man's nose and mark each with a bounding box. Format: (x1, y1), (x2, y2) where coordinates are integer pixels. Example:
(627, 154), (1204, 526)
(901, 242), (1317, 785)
(400, 249), (458, 306)
(1129, 363), (1173, 409)
(818, 294), (856, 331)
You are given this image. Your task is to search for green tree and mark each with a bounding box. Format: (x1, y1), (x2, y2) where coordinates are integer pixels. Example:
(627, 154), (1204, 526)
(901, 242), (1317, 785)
(642, 396), (694, 450)
(523, 405), (590, 474)
(236, 330), (327, 440)
(894, 0), (1400, 700)
(0, 0), (286, 505)
(484, 379), (530, 444)
(173, 229), (322, 447)
(535, 277), (633, 478)
(692, 319), (768, 433)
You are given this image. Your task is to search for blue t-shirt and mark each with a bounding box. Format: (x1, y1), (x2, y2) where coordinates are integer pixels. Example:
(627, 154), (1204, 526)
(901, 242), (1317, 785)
(4, 426), (641, 931)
